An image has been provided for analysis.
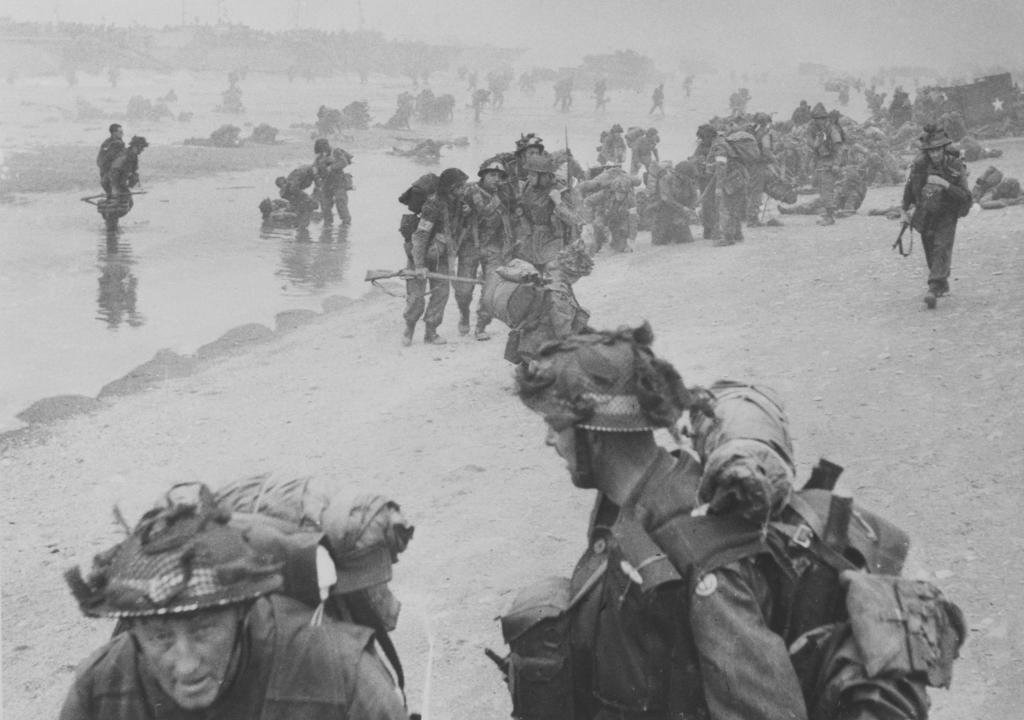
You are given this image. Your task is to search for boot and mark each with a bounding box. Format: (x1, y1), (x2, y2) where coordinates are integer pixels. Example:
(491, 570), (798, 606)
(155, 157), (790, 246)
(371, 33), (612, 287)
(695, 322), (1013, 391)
(713, 238), (735, 247)
(401, 323), (415, 347)
(474, 325), (491, 341)
(816, 212), (835, 226)
(924, 288), (938, 309)
(424, 329), (447, 345)
(457, 311), (470, 336)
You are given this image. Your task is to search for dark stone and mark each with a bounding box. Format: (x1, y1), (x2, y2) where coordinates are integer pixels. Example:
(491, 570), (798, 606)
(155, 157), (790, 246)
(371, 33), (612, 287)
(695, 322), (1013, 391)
(15, 395), (104, 424)
(195, 323), (275, 360)
(275, 309), (319, 332)
(99, 349), (197, 398)
(322, 295), (355, 314)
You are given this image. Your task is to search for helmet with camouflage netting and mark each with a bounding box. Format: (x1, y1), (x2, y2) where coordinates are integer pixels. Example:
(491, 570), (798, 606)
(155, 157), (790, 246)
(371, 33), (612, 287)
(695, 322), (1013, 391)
(516, 323), (705, 435)
(65, 483), (282, 618)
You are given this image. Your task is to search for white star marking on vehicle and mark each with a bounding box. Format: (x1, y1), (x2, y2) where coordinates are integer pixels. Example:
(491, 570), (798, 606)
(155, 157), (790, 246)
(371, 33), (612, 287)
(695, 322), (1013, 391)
(992, 97), (1004, 112)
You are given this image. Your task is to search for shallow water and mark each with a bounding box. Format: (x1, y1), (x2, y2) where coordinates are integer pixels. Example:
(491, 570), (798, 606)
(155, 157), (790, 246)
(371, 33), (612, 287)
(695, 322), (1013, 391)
(0, 67), (846, 431)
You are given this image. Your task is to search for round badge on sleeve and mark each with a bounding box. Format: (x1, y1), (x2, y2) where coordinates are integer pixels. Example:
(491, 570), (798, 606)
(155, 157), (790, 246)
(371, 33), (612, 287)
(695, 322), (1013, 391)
(695, 573), (718, 597)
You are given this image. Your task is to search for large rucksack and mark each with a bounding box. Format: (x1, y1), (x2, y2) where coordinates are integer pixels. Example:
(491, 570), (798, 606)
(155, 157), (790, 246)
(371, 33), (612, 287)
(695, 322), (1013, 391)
(724, 130), (763, 164)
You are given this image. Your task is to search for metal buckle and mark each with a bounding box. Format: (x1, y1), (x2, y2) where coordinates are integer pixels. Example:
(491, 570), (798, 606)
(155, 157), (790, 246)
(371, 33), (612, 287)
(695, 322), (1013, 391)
(791, 525), (814, 549)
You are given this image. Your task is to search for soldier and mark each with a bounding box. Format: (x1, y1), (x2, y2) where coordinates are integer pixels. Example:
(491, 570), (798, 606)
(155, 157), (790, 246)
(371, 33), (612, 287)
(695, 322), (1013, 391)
(274, 165), (318, 230)
(514, 154), (578, 272)
(707, 130), (749, 246)
(457, 159), (515, 340)
(593, 78), (609, 111)
(499, 322), (964, 720)
(805, 102), (845, 225)
(630, 127), (660, 178)
(603, 124), (626, 164)
(651, 160), (699, 245)
(511, 132), (546, 187)
(500, 244), (592, 364)
(649, 83), (665, 115)
(105, 136), (148, 220)
(791, 99), (812, 125)
(322, 148), (354, 225)
(691, 123), (721, 240)
(59, 483), (407, 720)
(901, 125), (972, 309)
(96, 123), (125, 196)
(682, 74), (693, 98)
(404, 168), (468, 345)
(583, 173), (637, 253)
(745, 112), (775, 226)
(397, 172), (441, 345)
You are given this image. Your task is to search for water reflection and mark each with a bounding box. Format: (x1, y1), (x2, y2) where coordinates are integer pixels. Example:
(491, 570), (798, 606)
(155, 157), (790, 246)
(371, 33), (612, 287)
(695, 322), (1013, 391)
(275, 223), (351, 291)
(96, 231), (145, 328)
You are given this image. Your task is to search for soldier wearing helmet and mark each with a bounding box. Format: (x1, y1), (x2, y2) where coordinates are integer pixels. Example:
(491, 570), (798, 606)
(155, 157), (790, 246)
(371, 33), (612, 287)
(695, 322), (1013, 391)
(805, 102), (845, 225)
(106, 136), (148, 215)
(582, 173), (637, 253)
(745, 112), (777, 227)
(60, 483), (406, 720)
(496, 324), (958, 720)
(458, 158), (516, 340)
(901, 124), (972, 309)
(402, 168), (467, 345)
(650, 160), (699, 245)
(515, 154), (579, 272)
(500, 243), (593, 364)
(629, 127), (660, 178)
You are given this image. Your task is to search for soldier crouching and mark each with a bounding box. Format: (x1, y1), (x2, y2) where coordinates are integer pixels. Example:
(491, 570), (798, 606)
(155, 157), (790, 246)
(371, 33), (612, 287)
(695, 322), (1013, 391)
(59, 483), (407, 720)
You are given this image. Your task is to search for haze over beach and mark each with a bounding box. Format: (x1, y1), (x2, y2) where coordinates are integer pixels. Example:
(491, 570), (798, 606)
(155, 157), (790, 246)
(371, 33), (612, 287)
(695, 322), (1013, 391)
(1, 2), (1023, 720)
(4, 0), (1024, 72)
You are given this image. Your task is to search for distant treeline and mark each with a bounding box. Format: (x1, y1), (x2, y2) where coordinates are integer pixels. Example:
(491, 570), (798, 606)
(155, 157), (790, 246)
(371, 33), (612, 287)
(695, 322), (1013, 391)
(0, 19), (521, 80)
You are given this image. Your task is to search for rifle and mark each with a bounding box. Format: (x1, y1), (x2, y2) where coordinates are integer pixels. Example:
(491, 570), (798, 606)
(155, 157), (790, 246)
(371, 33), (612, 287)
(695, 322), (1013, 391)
(80, 191), (147, 206)
(364, 268), (484, 284)
(892, 222), (913, 257)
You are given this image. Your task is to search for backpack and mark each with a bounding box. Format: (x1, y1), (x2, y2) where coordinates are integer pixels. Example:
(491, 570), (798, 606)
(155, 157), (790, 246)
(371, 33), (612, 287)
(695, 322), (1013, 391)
(724, 131), (762, 163)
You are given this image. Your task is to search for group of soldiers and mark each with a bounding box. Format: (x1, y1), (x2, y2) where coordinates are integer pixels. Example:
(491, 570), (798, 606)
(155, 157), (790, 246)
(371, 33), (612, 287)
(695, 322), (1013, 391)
(60, 326), (967, 720)
(261, 139), (355, 229)
(95, 123), (149, 227)
(396, 132), (592, 360)
(72, 83), (980, 718)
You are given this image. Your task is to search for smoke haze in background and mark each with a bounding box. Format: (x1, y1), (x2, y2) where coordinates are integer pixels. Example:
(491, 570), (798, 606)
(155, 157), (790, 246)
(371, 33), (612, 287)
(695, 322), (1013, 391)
(5, 0), (1024, 75)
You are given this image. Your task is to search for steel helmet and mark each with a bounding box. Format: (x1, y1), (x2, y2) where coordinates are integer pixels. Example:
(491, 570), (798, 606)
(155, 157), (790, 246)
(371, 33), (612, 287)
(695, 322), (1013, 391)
(65, 483), (282, 618)
(516, 323), (696, 433)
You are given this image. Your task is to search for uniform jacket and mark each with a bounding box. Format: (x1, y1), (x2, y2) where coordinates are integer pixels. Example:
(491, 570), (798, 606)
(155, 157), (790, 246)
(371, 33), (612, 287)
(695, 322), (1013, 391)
(59, 594), (406, 720)
(901, 151), (972, 229)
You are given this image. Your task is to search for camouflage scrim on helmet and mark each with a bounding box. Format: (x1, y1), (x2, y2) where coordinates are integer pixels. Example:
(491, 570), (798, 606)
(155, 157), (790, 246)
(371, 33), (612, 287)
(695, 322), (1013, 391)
(811, 102), (829, 119)
(523, 154), (557, 175)
(65, 483), (283, 618)
(556, 243), (594, 276)
(919, 123), (953, 151)
(516, 323), (698, 434)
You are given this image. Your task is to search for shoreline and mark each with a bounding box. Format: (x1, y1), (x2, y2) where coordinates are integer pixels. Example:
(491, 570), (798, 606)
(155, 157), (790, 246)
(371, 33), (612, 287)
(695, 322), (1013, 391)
(0, 287), (373, 449)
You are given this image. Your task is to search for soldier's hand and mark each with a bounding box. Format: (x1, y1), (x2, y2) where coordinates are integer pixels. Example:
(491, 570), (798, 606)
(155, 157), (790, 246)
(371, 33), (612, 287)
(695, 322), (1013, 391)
(900, 209), (912, 225)
(409, 267), (428, 279)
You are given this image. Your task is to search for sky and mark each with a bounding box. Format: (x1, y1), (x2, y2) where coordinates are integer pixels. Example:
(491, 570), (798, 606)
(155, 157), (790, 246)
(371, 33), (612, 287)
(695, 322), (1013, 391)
(4, 0), (1024, 76)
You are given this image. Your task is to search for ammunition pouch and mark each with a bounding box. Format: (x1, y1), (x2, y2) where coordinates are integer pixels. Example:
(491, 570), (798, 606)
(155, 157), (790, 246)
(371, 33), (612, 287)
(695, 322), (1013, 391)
(841, 571), (965, 689)
(500, 577), (576, 720)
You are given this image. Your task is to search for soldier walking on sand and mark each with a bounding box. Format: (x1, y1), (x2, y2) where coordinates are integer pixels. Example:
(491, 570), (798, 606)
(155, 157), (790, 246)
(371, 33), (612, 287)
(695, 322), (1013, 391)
(404, 168), (469, 345)
(805, 102), (845, 225)
(459, 159), (516, 340)
(901, 125), (972, 309)
(649, 83), (665, 115)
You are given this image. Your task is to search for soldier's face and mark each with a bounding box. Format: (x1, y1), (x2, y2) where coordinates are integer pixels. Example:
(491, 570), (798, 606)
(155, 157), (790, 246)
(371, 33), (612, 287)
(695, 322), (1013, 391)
(132, 606), (242, 710)
(524, 146), (542, 160)
(481, 170), (502, 190)
(546, 425), (575, 470)
(927, 148), (945, 164)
